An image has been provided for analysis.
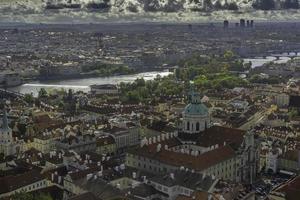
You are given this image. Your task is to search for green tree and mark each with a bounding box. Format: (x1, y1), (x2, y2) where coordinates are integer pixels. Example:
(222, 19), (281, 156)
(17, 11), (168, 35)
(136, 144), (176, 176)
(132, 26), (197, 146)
(126, 91), (141, 103)
(38, 88), (48, 99)
(223, 50), (235, 61)
(135, 78), (146, 87)
(24, 94), (34, 104)
(288, 108), (298, 118)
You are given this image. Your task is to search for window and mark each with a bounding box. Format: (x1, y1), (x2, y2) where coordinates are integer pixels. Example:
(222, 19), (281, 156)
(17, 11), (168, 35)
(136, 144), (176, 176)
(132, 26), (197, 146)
(187, 122), (190, 131)
(196, 122), (200, 131)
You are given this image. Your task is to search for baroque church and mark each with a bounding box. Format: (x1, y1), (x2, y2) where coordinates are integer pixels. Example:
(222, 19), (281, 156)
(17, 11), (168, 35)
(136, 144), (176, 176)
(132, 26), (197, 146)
(0, 109), (23, 157)
(126, 90), (260, 184)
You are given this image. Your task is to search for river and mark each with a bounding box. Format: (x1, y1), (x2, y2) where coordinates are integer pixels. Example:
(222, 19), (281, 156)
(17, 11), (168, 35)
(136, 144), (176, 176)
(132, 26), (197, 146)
(9, 71), (172, 96)
(9, 53), (297, 96)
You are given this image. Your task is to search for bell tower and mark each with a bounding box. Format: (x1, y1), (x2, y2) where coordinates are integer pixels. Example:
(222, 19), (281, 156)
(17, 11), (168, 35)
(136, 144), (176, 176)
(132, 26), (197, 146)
(0, 108), (13, 156)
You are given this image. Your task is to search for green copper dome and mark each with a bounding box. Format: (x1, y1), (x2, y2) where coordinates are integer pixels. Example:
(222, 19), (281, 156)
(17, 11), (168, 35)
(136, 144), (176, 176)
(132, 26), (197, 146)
(184, 103), (208, 116)
(183, 91), (208, 116)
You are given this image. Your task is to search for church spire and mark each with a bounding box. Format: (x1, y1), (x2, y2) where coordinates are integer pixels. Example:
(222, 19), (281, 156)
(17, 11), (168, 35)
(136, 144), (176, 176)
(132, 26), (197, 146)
(2, 108), (9, 131)
(188, 83), (201, 104)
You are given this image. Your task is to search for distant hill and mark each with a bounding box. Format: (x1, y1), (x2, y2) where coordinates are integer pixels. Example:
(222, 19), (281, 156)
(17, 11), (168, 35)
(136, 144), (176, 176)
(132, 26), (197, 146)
(2, 0), (299, 13)
(1, 0), (300, 23)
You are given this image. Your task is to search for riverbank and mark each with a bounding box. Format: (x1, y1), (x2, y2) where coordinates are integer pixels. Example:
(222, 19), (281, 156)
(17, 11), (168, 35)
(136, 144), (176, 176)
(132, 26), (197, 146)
(9, 71), (173, 96)
(10, 53), (297, 96)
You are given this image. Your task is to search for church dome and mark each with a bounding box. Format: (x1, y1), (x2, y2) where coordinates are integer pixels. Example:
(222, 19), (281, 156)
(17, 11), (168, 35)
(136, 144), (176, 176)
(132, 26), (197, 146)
(183, 92), (208, 116)
(181, 90), (210, 134)
(184, 103), (208, 116)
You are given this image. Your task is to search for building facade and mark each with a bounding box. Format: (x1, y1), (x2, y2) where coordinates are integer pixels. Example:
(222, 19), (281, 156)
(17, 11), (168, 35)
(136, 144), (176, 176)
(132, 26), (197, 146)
(126, 91), (260, 184)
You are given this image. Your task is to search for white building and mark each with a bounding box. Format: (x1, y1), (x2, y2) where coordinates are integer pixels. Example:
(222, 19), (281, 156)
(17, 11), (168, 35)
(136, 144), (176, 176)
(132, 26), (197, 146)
(274, 93), (289, 108)
(265, 149), (279, 173)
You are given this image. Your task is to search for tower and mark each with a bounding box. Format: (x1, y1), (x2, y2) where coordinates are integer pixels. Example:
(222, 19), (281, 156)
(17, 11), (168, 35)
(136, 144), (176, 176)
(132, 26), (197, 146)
(0, 109), (12, 144)
(0, 109), (14, 156)
(243, 130), (258, 184)
(182, 91), (210, 134)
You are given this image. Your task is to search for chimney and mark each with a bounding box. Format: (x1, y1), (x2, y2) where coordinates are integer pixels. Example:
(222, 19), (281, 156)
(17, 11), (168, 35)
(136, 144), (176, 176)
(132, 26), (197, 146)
(170, 173), (175, 179)
(132, 172), (137, 179)
(202, 172), (206, 180)
(153, 137), (157, 144)
(86, 174), (93, 180)
(98, 171), (103, 177)
(166, 133), (170, 139)
(191, 151), (195, 156)
(156, 144), (162, 152)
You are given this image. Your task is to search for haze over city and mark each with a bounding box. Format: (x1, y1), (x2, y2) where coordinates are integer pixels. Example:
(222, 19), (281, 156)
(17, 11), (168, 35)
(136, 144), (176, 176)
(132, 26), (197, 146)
(1, 1), (300, 200)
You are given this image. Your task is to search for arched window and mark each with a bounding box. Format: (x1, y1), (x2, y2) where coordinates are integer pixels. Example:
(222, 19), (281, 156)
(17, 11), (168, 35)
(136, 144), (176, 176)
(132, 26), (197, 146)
(196, 122), (200, 131)
(187, 121), (190, 131)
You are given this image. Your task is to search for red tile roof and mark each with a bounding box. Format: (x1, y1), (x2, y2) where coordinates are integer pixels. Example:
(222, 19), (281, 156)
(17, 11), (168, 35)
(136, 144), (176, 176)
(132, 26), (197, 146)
(197, 126), (245, 149)
(276, 176), (300, 200)
(130, 142), (235, 172)
(0, 168), (44, 195)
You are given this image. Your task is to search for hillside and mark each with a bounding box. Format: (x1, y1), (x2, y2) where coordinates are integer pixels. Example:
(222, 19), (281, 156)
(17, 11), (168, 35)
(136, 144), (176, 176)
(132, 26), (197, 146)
(0, 0), (300, 23)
